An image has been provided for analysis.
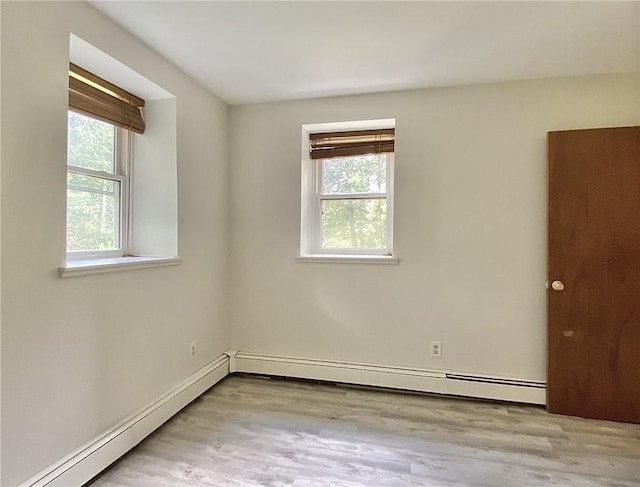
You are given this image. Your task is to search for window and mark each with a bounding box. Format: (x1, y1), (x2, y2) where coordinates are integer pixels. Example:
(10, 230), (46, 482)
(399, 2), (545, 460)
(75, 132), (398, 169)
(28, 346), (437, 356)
(66, 112), (130, 256)
(59, 36), (180, 277)
(300, 120), (396, 260)
(66, 63), (144, 259)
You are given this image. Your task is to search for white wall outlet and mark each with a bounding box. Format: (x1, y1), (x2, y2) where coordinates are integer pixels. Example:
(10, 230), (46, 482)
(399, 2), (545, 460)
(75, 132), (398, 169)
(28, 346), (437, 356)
(430, 341), (442, 358)
(189, 341), (197, 359)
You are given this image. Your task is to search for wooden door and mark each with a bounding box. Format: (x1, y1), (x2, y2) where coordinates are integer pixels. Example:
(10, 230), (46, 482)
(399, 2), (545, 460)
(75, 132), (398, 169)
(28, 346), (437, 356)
(547, 126), (640, 424)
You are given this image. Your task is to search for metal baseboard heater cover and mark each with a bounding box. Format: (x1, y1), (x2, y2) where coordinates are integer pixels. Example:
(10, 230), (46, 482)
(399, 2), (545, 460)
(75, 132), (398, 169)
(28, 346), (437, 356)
(445, 373), (545, 389)
(231, 351), (547, 404)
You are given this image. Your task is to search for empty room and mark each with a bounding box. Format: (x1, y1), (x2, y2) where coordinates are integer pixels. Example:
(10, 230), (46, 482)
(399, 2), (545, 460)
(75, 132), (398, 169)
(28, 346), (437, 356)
(1, 1), (639, 486)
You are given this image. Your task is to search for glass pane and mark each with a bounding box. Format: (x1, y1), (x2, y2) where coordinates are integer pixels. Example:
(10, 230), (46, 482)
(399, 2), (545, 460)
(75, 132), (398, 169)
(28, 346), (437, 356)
(67, 111), (116, 173)
(322, 153), (386, 195)
(321, 198), (387, 249)
(67, 173), (120, 252)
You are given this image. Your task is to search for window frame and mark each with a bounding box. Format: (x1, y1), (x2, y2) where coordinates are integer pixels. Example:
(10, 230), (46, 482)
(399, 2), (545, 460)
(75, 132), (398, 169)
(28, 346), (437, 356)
(300, 120), (396, 260)
(66, 113), (133, 260)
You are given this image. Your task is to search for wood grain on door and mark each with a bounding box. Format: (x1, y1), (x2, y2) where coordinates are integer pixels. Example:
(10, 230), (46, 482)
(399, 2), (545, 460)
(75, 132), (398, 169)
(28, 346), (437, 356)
(547, 126), (640, 424)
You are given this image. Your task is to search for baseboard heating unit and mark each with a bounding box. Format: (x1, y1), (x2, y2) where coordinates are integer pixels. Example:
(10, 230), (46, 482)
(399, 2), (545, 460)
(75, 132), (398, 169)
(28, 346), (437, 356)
(229, 351), (546, 405)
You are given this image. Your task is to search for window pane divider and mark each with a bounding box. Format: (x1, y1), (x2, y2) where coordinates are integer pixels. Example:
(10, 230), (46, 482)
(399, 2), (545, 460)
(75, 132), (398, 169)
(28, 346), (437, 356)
(67, 165), (124, 183)
(67, 185), (117, 197)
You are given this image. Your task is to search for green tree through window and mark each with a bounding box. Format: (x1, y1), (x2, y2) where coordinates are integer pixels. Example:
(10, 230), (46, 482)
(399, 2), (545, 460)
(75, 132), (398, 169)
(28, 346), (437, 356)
(320, 154), (388, 250)
(66, 112), (123, 253)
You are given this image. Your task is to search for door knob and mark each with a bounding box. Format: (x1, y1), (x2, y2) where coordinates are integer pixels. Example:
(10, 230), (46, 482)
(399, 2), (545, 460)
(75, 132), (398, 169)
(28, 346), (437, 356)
(551, 280), (565, 291)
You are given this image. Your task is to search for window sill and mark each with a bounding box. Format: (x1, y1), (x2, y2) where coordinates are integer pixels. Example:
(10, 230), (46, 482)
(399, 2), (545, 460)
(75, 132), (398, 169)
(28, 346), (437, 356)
(296, 254), (398, 264)
(59, 256), (182, 278)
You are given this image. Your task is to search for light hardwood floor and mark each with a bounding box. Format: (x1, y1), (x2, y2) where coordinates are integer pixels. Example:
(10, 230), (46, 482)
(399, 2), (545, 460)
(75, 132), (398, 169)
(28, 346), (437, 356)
(87, 375), (640, 486)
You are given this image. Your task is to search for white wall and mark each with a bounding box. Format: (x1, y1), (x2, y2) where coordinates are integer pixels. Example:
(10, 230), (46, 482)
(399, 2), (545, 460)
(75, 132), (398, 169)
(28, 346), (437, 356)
(1, 1), (639, 484)
(0, 2), (229, 485)
(132, 98), (179, 257)
(229, 74), (639, 381)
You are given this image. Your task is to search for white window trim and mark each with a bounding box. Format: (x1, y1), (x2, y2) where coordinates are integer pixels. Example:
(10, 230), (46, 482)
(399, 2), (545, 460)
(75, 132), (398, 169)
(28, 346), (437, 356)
(62, 36), (181, 278)
(296, 254), (398, 264)
(66, 123), (132, 260)
(300, 119), (397, 263)
(63, 122), (184, 277)
(312, 154), (394, 256)
(59, 256), (182, 278)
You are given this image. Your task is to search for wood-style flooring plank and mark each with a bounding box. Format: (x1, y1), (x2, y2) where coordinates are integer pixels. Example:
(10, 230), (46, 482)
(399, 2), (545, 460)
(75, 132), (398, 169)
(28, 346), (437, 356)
(86, 375), (640, 487)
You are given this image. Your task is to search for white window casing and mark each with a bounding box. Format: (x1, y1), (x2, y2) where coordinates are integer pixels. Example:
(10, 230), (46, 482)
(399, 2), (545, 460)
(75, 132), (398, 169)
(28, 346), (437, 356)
(66, 125), (132, 260)
(60, 35), (179, 277)
(300, 119), (398, 263)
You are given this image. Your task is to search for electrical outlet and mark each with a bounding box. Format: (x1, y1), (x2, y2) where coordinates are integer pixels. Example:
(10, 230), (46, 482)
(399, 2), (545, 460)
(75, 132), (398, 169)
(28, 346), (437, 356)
(189, 341), (197, 359)
(430, 341), (442, 358)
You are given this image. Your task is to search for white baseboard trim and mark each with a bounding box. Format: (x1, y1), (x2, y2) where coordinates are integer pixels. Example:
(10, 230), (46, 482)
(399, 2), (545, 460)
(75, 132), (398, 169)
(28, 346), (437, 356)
(18, 351), (544, 486)
(234, 352), (546, 405)
(20, 355), (229, 487)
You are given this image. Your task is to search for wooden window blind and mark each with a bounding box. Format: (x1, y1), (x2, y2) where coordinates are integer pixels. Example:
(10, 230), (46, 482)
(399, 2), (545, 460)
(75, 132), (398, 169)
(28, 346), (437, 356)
(68, 63), (145, 134)
(309, 128), (394, 160)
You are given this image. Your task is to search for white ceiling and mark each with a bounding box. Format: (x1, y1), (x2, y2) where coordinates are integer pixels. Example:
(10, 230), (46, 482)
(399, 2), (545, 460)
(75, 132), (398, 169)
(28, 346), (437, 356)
(91, 1), (639, 105)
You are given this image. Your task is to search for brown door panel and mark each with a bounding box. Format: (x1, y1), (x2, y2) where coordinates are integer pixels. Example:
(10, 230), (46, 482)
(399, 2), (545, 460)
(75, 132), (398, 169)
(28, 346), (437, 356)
(547, 126), (640, 424)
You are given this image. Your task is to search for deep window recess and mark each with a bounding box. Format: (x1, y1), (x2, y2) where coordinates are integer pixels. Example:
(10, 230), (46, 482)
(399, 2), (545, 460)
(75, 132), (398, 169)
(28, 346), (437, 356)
(66, 64), (145, 259)
(301, 123), (395, 258)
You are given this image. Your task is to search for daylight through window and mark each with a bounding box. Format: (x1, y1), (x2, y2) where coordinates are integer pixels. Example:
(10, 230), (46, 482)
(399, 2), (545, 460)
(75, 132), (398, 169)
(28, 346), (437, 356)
(67, 112), (128, 254)
(66, 64), (145, 258)
(301, 122), (395, 258)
